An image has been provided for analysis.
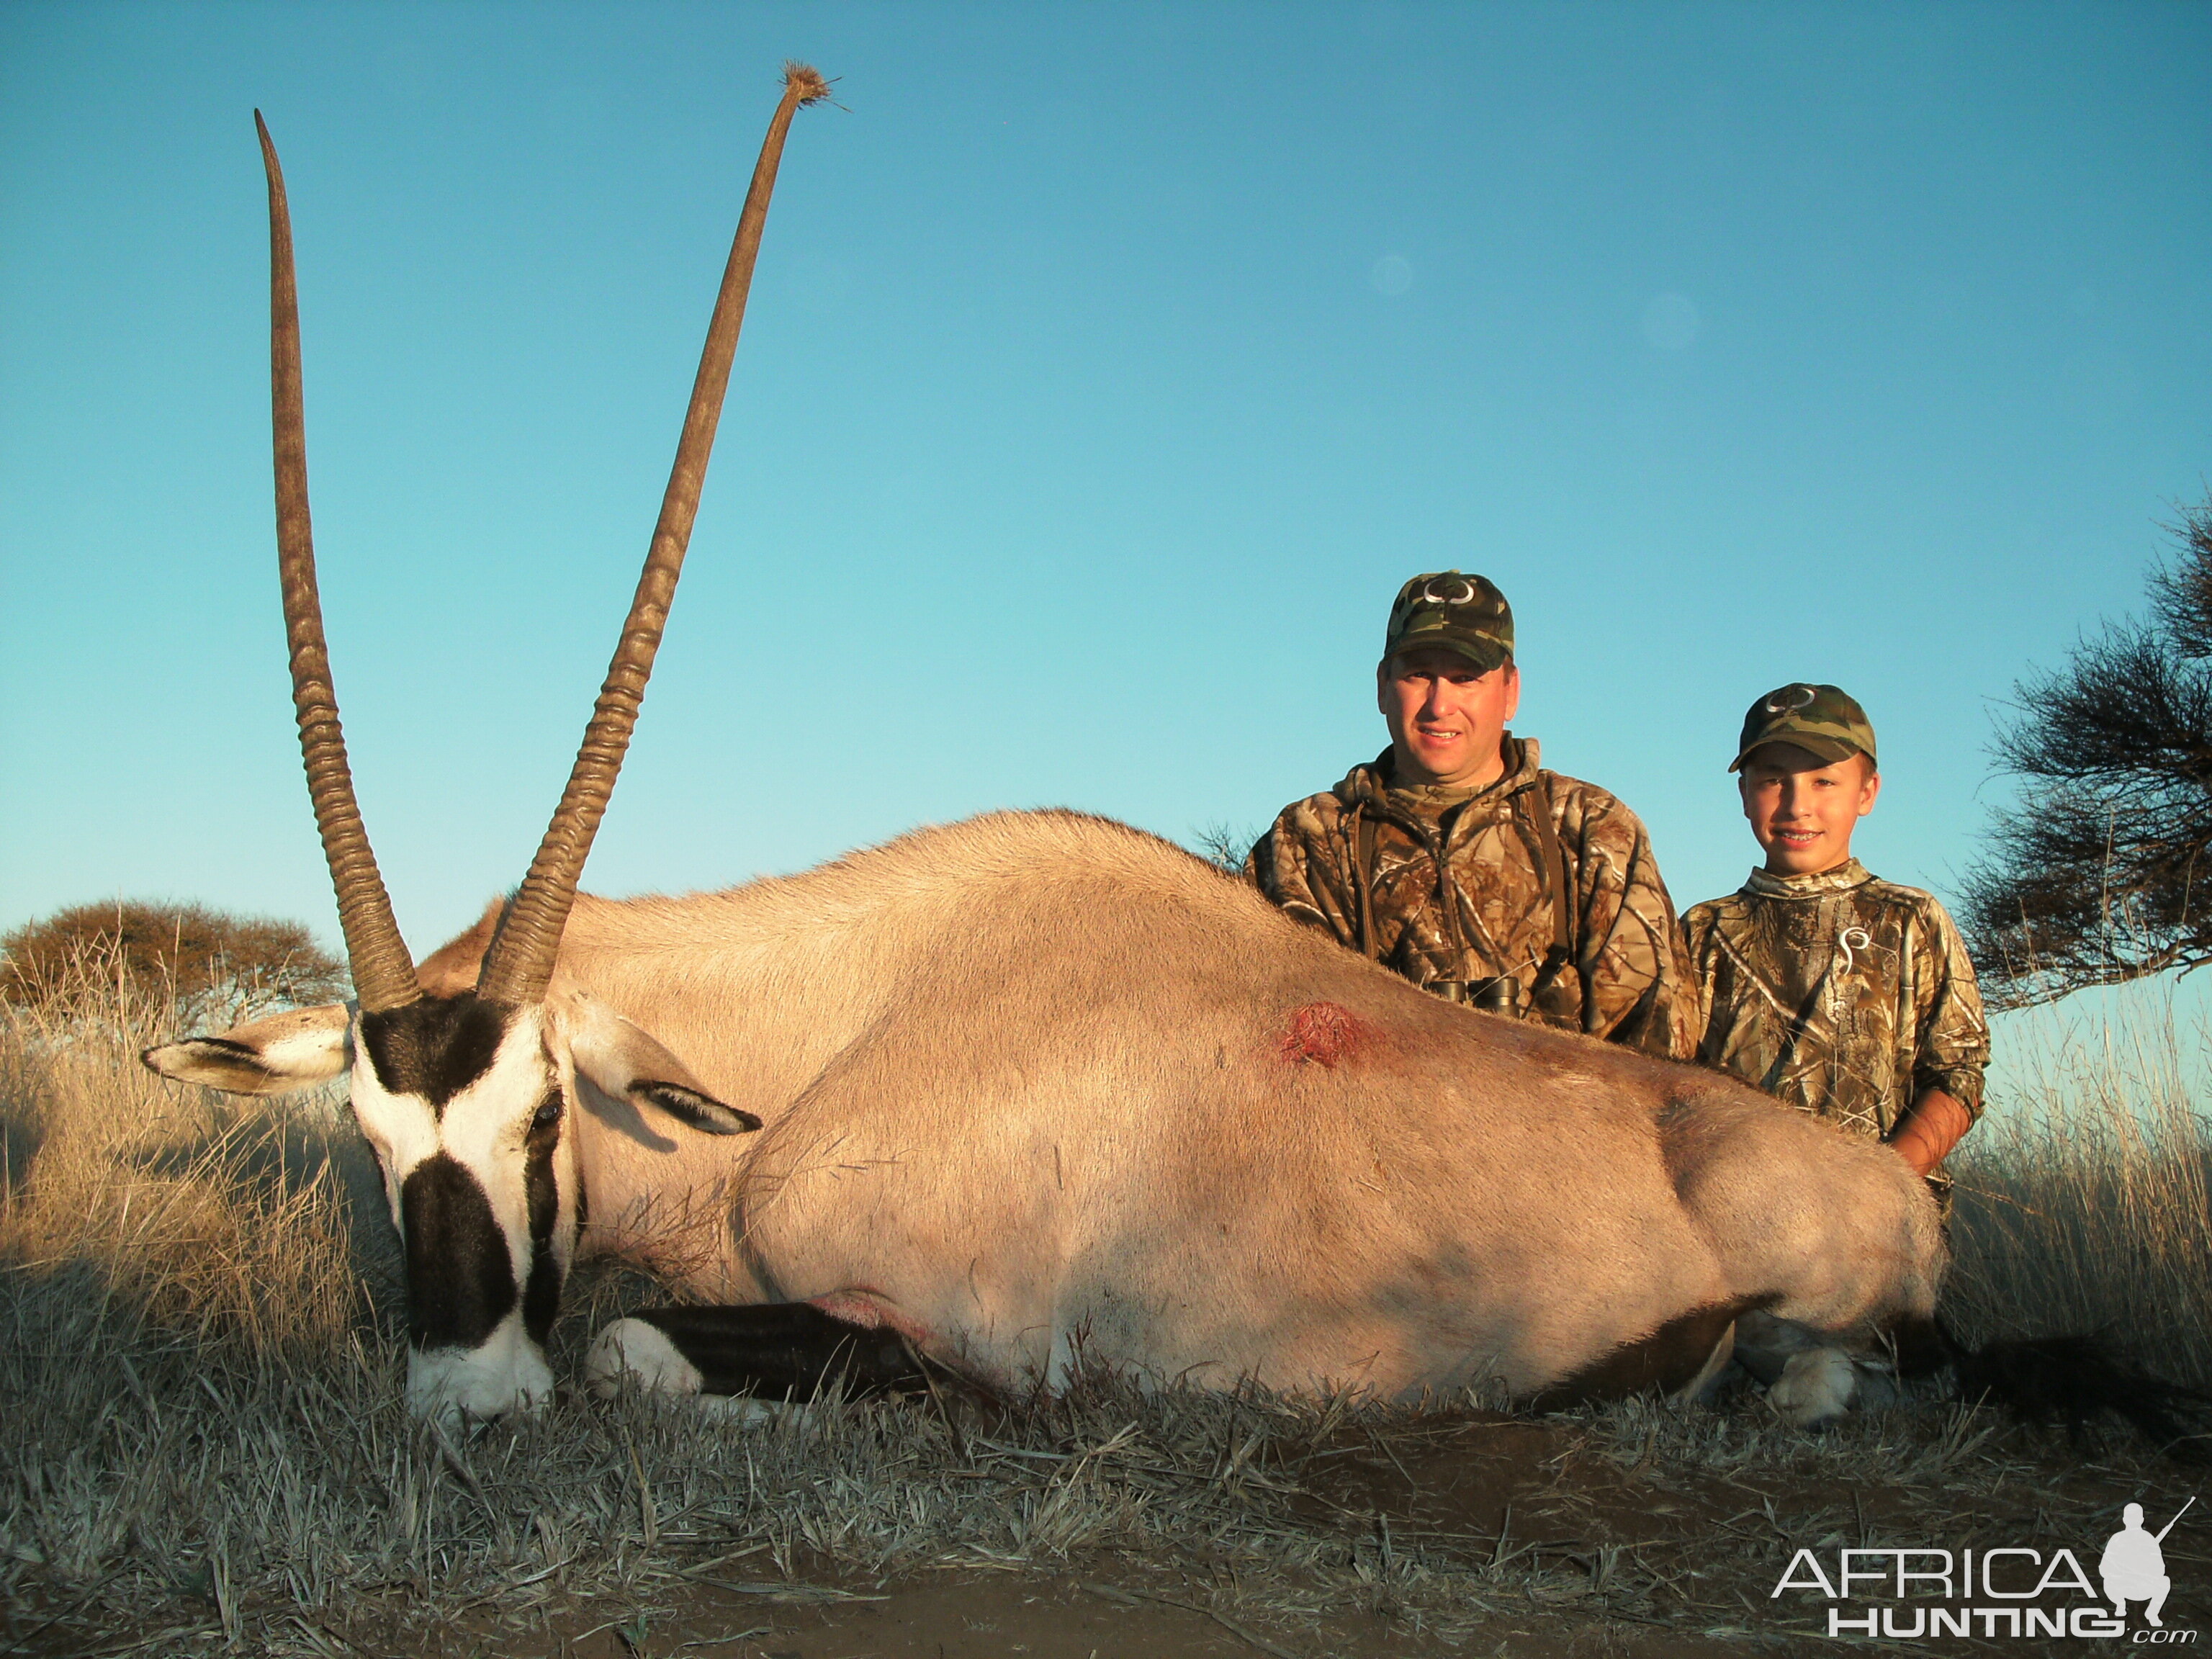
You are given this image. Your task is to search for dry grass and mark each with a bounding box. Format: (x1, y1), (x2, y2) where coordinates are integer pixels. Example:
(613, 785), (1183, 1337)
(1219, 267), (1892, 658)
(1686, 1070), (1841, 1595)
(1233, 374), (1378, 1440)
(1943, 983), (2212, 1386)
(3, 953), (2206, 1655)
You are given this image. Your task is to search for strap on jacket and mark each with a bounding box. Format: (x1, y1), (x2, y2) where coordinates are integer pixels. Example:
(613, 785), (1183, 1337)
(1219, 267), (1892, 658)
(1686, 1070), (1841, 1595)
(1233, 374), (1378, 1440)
(1526, 773), (1575, 999)
(1352, 778), (1570, 992)
(1352, 804), (1382, 961)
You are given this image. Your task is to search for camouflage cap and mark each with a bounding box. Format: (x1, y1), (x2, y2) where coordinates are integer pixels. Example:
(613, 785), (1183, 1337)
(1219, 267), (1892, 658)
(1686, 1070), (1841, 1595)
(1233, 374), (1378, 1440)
(1383, 571), (1514, 674)
(1730, 683), (1878, 773)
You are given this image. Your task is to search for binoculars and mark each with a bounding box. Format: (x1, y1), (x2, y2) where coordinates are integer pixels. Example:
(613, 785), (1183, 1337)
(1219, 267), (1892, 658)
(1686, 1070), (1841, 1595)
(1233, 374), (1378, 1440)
(1427, 976), (1523, 1015)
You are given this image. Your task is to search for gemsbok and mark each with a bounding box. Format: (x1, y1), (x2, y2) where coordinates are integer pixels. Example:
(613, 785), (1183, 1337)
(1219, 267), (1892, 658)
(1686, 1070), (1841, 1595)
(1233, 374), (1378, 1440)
(145, 65), (1954, 1431)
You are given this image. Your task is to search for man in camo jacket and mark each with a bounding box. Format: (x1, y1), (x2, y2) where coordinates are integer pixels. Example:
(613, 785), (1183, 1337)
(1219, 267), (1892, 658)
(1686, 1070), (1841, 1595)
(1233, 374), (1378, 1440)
(1245, 572), (1694, 1058)
(1680, 684), (1987, 1180)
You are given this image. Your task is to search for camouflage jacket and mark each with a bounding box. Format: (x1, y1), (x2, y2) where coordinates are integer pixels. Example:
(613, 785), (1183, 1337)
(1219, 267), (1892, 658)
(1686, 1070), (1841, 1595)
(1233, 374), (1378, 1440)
(1244, 739), (1695, 1058)
(1680, 860), (1989, 1140)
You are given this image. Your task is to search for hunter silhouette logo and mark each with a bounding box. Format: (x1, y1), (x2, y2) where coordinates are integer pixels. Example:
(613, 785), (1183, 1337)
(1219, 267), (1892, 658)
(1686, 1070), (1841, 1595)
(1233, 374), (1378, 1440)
(2103, 1497), (2192, 1629)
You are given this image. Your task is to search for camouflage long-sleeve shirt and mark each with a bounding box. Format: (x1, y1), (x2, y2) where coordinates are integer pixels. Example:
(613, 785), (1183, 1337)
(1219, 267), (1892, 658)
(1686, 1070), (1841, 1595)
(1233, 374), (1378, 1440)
(1244, 739), (1694, 1058)
(1680, 860), (1989, 1140)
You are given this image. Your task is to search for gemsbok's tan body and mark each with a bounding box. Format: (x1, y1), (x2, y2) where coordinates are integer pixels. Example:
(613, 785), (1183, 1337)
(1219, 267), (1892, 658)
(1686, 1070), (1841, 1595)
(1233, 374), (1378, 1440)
(140, 65), (1946, 1426)
(418, 806), (1946, 1403)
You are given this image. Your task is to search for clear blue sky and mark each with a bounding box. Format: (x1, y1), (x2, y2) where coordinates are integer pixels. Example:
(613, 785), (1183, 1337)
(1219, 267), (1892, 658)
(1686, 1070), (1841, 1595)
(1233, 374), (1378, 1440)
(4, 1), (2208, 973)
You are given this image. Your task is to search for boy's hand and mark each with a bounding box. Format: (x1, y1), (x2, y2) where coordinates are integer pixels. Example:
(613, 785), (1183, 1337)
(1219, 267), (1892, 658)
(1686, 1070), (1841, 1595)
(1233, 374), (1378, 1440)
(1889, 1089), (1972, 1178)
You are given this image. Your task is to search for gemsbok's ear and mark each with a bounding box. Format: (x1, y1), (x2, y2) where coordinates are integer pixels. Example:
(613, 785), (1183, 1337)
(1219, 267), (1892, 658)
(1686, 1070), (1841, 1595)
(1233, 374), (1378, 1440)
(562, 995), (760, 1136)
(141, 1004), (353, 1095)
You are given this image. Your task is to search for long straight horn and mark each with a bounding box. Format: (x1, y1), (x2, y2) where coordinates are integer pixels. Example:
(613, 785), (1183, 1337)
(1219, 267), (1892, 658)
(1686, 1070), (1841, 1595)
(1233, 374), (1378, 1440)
(258, 112), (421, 1015)
(475, 63), (832, 1007)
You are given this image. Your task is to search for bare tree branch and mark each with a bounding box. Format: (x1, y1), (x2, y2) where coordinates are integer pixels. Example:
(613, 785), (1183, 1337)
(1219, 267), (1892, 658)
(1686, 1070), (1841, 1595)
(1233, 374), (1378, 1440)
(1964, 492), (2212, 1007)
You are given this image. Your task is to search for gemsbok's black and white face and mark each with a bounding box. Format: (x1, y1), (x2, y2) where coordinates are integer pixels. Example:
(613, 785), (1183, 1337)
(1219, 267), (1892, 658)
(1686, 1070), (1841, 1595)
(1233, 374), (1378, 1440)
(147, 990), (755, 1419)
(140, 66), (827, 1419)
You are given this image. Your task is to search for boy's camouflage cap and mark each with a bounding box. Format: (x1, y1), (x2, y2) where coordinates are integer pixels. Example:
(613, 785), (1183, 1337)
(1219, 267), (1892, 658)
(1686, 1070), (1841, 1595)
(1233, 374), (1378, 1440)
(1383, 571), (1514, 673)
(1730, 683), (1878, 772)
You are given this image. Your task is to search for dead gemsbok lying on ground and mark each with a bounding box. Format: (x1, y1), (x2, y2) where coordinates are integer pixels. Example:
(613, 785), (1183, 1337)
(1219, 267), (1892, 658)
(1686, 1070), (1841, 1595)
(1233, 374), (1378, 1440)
(147, 66), (1959, 1436)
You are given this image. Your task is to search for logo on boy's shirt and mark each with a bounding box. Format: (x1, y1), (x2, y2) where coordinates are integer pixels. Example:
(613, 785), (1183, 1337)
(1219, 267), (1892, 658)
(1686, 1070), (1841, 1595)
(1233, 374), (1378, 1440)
(1768, 1496), (2195, 1641)
(1835, 925), (1874, 974)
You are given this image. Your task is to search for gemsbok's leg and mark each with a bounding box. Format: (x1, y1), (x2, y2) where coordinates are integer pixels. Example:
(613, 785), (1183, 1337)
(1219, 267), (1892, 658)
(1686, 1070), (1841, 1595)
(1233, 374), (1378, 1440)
(1730, 1310), (1901, 1426)
(1656, 1087), (1944, 1428)
(585, 1303), (925, 1414)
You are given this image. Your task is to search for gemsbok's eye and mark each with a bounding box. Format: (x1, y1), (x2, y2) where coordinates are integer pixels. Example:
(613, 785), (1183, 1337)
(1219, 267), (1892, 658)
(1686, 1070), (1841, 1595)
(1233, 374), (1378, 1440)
(531, 1096), (562, 1131)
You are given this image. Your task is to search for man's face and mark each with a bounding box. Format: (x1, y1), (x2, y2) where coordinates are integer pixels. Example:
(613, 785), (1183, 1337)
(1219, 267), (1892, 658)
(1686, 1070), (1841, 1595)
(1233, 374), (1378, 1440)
(1737, 742), (1880, 875)
(1377, 647), (1520, 788)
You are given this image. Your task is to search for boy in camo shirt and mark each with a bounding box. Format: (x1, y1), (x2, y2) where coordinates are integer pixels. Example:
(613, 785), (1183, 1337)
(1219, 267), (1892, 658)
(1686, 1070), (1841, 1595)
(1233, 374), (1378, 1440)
(1681, 685), (1988, 1188)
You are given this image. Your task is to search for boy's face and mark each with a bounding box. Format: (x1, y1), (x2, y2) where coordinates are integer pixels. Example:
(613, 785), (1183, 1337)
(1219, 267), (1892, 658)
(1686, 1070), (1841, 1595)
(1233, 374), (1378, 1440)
(1737, 742), (1880, 875)
(1377, 648), (1521, 788)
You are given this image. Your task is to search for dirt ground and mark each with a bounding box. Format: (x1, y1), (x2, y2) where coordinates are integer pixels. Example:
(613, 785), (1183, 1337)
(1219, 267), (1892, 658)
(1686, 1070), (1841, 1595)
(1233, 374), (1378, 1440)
(19, 1403), (2198, 1658)
(474, 1572), (1725, 1659)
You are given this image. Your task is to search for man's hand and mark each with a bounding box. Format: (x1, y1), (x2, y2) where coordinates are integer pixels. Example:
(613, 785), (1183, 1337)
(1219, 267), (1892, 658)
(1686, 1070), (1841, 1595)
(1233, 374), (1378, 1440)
(1889, 1089), (1972, 1178)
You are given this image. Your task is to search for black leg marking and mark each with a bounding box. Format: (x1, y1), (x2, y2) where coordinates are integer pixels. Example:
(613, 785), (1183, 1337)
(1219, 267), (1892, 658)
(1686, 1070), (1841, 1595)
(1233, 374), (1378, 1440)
(628, 1304), (925, 1401)
(1530, 1295), (1777, 1410)
(1732, 1307), (1826, 1387)
(1883, 1313), (1956, 1379)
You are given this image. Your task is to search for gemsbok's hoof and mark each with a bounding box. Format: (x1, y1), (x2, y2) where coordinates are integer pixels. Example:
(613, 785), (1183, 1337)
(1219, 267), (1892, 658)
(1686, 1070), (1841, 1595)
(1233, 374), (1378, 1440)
(586, 1317), (705, 1402)
(583, 1318), (809, 1427)
(1768, 1347), (1858, 1428)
